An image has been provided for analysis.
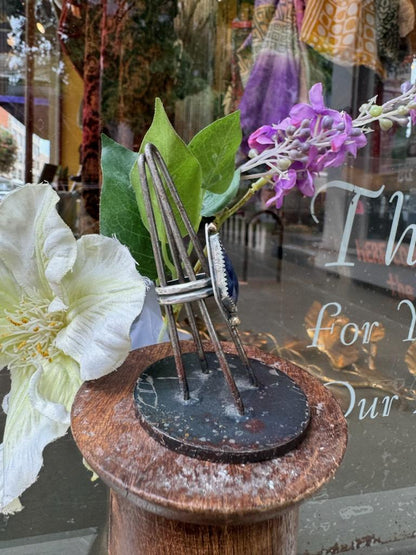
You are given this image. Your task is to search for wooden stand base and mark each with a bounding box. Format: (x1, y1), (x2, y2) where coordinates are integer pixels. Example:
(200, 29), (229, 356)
(71, 342), (347, 554)
(109, 490), (298, 554)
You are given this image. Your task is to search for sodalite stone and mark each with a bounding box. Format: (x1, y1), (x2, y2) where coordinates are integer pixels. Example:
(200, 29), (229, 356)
(223, 248), (239, 304)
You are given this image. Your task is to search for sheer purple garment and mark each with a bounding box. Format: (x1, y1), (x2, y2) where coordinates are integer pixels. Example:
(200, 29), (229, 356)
(239, 0), (303, 146)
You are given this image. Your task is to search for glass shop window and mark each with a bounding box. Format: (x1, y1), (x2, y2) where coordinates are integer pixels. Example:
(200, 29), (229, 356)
(1, 1), (416, 553)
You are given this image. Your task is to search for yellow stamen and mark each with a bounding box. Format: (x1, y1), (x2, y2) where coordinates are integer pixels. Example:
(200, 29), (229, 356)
(1, 293), (65, 371)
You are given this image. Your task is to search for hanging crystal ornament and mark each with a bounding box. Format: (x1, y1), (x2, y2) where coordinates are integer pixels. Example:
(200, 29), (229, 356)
(133, 143), (310, 463)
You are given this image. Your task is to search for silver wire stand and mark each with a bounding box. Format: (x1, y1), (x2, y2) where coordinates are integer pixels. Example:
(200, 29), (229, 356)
(134, 143), (310, 463)
(137, 142), (255, 415)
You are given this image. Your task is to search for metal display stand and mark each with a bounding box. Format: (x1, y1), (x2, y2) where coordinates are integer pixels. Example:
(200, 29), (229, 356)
(71, 145), (347, 553)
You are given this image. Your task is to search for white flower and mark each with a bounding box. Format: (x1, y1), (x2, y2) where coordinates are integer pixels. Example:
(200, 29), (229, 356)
(0, 184), (146, 513)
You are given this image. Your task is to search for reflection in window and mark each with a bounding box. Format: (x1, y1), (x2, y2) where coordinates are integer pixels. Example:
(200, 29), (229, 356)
(1, 1), (416, 553)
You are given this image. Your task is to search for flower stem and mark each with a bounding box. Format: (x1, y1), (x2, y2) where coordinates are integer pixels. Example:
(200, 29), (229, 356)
(214, 177), (268, 229)
(191, 177), (268, 277)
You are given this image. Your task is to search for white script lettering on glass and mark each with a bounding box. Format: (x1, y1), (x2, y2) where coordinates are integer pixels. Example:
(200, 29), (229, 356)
(397, 299), (416, 342)
(311, 182), (416, 267)
(308, 300), (416, 345)
(307, 302), (380, 348)
(324, 381), (399, 420)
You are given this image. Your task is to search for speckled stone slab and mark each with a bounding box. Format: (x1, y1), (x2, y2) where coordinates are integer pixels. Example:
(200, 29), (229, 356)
(134, 351), (311, 463)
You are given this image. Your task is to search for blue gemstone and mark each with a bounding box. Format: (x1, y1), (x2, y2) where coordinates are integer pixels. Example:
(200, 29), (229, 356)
(222, 248), (239, 303)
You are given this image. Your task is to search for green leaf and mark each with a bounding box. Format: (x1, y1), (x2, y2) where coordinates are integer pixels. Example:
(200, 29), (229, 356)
(131, 98), (203, 245)
(100, 134), (157, 279)
(188, 111), (242, 194)
(201, 169), (241, 217)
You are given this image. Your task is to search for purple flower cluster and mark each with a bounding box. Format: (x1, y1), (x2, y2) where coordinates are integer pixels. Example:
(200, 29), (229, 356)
(247, 83), (367, 209)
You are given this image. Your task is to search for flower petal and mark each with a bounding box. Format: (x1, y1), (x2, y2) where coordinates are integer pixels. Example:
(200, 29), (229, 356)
(297, 170), (315, 197)
(401, 81), (412, 94)
(29, 367), (70, 426)
(248, 125), (276, 153)
(0, 259), (22, 369)
(0, 185), (77, 297)
(288, 103), (315, 126)
(130, 282), (167, 349)
(308, 82), (325, 111)
(0, 258), (21, 310)
(0, 356), (80, 512)
(1, 496), (23, 515)
(56, 235), (146, 380)
(266, 170), (297, 209)
(331, 133), (348, 152)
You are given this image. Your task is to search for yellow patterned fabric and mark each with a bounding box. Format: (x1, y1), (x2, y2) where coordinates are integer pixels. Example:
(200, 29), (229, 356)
(399, 0), (415, 38)
(300, 0), (384, 76)
(252, 3), (277, 58)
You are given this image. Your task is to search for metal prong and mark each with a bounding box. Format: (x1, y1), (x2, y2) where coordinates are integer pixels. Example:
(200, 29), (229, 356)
(138, 144), (252, 414)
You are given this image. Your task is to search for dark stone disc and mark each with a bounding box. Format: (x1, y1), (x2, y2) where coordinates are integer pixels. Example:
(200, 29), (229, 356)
(134, 352), (310, 463)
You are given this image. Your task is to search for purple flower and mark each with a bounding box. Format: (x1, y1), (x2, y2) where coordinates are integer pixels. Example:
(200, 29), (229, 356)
(296, 169), (315, 197)
(287, 83), (343, 130)
(276, 84), (364, 180)
(401, 81), (412, 94)
(266, 169), (297, 209)
(322, 113), (367, 168)
(331, 116), (367, 157)
(244, 82), (371, 210)
(266, 166), (316, 210)
(248, 125), (276, 154)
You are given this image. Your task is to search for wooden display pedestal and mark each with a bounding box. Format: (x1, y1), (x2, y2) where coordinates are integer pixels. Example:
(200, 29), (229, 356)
(71, 342), (347, 555)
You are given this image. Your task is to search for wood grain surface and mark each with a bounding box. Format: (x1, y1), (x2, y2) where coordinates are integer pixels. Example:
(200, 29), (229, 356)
(71, 341), (348, 526)
(109, 490), (298, 555)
